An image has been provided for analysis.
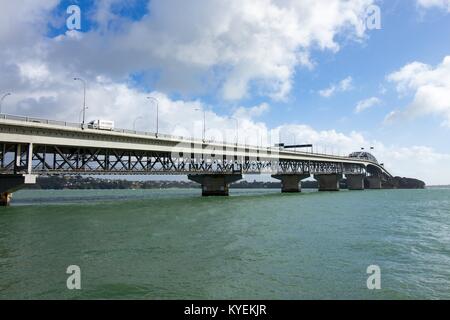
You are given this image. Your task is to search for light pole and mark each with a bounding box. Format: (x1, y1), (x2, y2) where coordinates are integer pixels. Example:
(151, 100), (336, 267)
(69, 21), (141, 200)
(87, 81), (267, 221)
(147, 96), (159, 137)
(230, 117), (238, 145)
(78, 109), (84, 123)
(133, 116), (144, 131)
(0, 92), (11, 114)
(73, 77), (87, 127)
(195, 108), (206, 143)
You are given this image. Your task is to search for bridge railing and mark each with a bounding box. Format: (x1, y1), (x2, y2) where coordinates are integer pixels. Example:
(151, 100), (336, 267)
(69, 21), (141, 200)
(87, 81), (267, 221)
(0, 113), (215, 145)
(0, 113), (378, 165)
(1, 113), (273, 149)
(0, 114), (82, 129)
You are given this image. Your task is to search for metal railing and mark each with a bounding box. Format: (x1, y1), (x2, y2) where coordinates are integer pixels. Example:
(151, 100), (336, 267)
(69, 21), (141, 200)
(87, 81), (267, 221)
(0, 113), (373, 163)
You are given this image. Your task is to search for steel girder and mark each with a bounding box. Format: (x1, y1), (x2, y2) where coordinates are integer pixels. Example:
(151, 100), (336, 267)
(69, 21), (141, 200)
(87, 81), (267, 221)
(0, 143), (367, 176)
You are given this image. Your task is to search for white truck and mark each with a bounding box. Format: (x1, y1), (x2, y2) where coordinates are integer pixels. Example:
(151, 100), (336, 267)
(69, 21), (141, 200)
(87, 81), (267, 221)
(88, 120), (115, 131)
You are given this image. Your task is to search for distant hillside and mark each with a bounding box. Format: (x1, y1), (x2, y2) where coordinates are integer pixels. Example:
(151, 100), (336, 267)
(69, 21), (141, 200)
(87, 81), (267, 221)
(29, 175), (199, 190)
(382, 177), (426, 189)
(25, 175), (425, 190)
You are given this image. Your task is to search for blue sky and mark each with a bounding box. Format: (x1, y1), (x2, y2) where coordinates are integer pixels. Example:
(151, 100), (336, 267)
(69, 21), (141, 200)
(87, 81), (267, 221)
(1, 0), (450, 183)
(47, 0), (450, 147)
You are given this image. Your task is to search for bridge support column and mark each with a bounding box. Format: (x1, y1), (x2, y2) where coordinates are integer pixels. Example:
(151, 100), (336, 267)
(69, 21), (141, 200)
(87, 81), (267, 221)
(346, 174), (365, 190)
(188, 174), (242, 196)
(0, 174), (37, 206)
(271, 174), (310, 193)
(314, 174), (342, 192)
(366, 176), (382, 189)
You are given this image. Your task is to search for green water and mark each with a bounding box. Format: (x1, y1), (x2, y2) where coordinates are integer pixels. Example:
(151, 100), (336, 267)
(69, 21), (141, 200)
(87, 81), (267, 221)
(0, 188), (449, 299)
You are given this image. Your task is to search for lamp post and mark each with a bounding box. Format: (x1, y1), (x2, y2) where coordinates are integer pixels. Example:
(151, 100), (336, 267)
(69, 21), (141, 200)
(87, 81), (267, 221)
(0, 92), (11, 114)
(230, 117), (238, 145)
(147, 96), (159, 137)
(195, 108), (206, 143)
(133, 116), (144, 131)
(73, 77), (87, 127)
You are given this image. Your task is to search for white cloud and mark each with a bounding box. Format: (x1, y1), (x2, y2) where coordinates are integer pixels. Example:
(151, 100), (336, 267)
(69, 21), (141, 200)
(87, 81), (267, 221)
(0, 0), (58, 47)
(3, 60), (450, 184)
(2, 60), (269, 145)
(383, 110), (400, 125)
(319, 76), (354, 98)
(2, 1), (450, 184)
(355, 97), (381, 113)
(318, 87), (336, 98)
(417, 0), (450, 11)
(274, 124), (450, 185)
(377, 145), (450, 185)
(339, 77), (354, 91)
(233, 103), (270, 119)
(387, 56), (450, 126)
(8, 0), (374, 101)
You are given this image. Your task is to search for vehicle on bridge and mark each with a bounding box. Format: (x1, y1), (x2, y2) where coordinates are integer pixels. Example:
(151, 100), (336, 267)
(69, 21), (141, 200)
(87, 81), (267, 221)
(0, 114), (393, 205)
(88, 119), (115, 131)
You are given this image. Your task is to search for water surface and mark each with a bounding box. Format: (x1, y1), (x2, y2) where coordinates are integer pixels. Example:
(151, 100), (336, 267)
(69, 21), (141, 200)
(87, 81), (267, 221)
(1, 188), (449, 299)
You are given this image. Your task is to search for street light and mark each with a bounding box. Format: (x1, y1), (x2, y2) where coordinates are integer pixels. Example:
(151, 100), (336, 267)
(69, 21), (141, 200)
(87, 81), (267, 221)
(73, 77), (87, 127)
(133, 116), (144, 131)
(195, 108), (206, 143)
(0, 92), (11, 114)
(147, 96), (159, 137)
(230, 117), (239, 145)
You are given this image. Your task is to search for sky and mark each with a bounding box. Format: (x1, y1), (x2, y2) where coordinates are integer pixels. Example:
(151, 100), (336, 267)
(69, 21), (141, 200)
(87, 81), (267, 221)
(1, 0), (450, 184)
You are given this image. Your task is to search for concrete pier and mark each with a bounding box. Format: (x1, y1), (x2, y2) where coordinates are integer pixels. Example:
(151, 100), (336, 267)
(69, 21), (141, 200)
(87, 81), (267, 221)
(188, 174), (242, 196)
(271, 174), (310, 193)
(314, 174), (343, 191)
(366, 176), (382, 189)
(0, 174), (37, 206)
(346, 174), (365, 190)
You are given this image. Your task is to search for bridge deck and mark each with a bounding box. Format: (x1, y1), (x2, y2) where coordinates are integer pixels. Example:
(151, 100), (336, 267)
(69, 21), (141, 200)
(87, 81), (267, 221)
(0, 114), (391, 177)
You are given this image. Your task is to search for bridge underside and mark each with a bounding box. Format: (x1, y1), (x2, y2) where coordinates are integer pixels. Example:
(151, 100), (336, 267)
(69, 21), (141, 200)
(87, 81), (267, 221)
(0, 143), (366, 176)
(0, 174), (36, 206)
(0, 141), (391, 201)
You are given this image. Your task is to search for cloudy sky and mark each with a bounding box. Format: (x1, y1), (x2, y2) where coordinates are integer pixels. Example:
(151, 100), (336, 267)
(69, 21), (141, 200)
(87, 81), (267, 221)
(1, 0), (450, 184)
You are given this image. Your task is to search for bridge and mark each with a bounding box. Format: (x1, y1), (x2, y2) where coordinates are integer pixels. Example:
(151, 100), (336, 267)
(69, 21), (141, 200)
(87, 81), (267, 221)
(0, 114), (392, 205)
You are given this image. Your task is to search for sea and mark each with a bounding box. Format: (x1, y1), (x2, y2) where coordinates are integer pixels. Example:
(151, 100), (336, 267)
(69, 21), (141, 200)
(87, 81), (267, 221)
(0, 188), (449, 299)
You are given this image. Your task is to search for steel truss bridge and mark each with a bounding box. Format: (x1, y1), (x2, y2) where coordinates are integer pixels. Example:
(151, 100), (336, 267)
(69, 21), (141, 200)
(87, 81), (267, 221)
(1, 144), (368, 176)
(0, 114), (392, 203)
